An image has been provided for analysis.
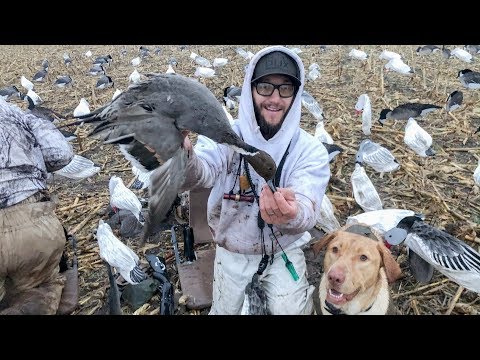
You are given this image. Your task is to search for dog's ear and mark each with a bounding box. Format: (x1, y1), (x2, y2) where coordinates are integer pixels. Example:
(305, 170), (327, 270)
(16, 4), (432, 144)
(311, 231), (338, 258)
(377, 242), (402, 284)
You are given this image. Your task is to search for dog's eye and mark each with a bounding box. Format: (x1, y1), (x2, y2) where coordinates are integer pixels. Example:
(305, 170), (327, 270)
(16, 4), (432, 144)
(360, 254), (368, 261)
(332, 246), (338, 253)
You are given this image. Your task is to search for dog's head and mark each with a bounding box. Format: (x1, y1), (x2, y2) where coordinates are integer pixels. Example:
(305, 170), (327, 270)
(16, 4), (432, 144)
(311, 224), (402, 309)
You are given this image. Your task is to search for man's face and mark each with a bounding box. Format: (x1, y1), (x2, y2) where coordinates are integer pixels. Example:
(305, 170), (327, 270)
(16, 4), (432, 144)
(252, 74), (296, 140)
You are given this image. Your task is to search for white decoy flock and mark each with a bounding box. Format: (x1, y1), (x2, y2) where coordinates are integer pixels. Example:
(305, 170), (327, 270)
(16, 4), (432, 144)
(2, 45), (479, 315)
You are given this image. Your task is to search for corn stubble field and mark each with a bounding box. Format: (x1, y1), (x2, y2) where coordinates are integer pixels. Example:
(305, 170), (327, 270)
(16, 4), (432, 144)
(1, 45), (479, 315)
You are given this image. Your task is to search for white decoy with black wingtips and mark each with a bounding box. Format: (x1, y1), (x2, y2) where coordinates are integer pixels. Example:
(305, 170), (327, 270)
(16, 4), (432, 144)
(26, 89), (42, 105)
(379, 103), (442, 125)
(356, 139), (400, 173)
(70, 74), (277, 240)
(457, 69), (480, 89)
(384, 216), (480, 293)
(445, 90), (463, 112)
(301, 90), (324, 121)
(351, 163), (383, 212)
(346, 208), (418, 237)
(355, 93), (372, 135)
(404, 118), (435, 157)
(96, 220), (148, 286)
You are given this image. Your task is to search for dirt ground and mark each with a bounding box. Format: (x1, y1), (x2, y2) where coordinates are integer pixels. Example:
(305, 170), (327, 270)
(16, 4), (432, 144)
(2, 44), (479, 315)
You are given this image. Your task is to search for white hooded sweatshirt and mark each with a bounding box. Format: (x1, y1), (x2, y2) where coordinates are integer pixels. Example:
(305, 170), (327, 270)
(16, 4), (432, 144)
(182, 46), (330, 255)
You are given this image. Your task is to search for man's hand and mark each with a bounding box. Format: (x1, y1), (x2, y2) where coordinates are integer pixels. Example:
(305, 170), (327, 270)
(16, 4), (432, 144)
(259, 184), (297, 224)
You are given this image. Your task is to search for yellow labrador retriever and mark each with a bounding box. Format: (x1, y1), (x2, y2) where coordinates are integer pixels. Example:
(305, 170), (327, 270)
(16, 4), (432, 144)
(311, 224), (402, 315)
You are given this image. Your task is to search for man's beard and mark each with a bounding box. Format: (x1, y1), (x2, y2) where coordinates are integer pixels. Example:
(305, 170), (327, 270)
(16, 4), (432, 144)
(254, 103), (285, 140)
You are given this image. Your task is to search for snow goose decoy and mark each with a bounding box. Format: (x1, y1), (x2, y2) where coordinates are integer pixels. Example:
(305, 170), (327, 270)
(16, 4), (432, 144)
(73, 98), (90, 117)
(457, 69), (480, 89)
(20, 75), (34, 92)
(109, 175), (143, 222)
(26, 89), (42, 105)
(445, 90), (463, 112)
(316, 194), (341, 234)
(41, 59), (49, 71)
(379, 50), (402, 61)
(351, 163), (383, 212)
(348, 49), (368, 61)
(54, 75), (73, 88)
(379, 103), (442, 125)
(301, 90), (324, 121)
(346, 208), (418, 237)
(307, 63), (320, 81)
(96, 75), (114, 89)
(213, 58), (228, 68)
(53, 154), (100, 180)
(356, 139), (400, 173)
(131, 57), (141, 67)
(112, 89), (122, 100)
(384, 58), (414, 75)
(96, 220), (148, 286)
(451, 47), (473, 63)
(384, 215), (480, 293)
(403, 118), (435, 157)
(70, 74), (277, 239)
(354, 93), (372, 135)
(313, 120), (333, 144)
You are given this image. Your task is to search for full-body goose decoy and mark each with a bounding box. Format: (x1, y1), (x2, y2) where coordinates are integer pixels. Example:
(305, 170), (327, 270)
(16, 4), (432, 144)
(32, 69), (48, 82)
(109, 175), (143, 222)
(348, 49), (368, 61)
(451, 48), (473, 63)
(445, 90), (463, 112)
(20, 75), (34, 91)
(379, 103), (442, 125)
(356, 139), (400, 173)
(314, 120), (333, 144)
(54, 75), (73, 88)
(96, 220), (148, 285)
(53, 154), (100, 180)
(301, 90), (324, 121)
(457, 69), (480, 89)
(354, 93), (372, 135)
(403, 118), (435, 157)
(69, 74), (277, 239)
(384, 216), (480, 292)
(73, 98), (90, 117)
(0, 85), (22, 100)
(351, 163), (383, 212)
(416, 45), (440, 55)
(223, 85), (242, 110)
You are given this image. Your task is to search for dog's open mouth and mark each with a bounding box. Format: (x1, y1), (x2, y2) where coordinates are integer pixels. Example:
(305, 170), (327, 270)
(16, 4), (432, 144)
(327, 288), (360, 305)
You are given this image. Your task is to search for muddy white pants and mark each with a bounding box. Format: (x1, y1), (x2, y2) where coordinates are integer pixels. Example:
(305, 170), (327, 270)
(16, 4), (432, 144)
(209, 232), (314, 315)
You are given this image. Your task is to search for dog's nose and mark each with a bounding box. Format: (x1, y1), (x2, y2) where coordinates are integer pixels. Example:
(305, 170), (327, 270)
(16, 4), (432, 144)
(328, 268), (345, 285)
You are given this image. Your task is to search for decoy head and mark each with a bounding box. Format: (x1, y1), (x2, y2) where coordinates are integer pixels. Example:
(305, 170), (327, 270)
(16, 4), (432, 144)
(243, 149), (277, 192)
